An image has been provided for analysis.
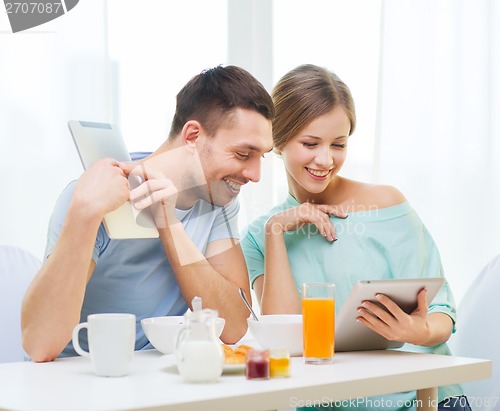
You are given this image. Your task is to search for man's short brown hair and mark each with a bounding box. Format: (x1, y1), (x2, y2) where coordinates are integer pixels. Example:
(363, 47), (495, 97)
(169, 65), (274, 138)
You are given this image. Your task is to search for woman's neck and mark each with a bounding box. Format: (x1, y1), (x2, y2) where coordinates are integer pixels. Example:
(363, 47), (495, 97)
(287, 174), (345, 205)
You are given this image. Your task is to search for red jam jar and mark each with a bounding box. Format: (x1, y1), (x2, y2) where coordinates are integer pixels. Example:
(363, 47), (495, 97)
(245, 349), (270, 380)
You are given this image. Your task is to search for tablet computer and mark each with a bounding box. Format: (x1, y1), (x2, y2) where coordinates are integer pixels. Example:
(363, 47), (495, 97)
(335, 277), (445, 352)
(68, 120), (159, 240)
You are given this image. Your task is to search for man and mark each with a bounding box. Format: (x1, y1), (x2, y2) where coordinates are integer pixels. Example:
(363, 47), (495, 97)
(22, 65), (274, 362)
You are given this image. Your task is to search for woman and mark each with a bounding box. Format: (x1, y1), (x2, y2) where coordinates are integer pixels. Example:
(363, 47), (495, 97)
(241, 64), (469, 411)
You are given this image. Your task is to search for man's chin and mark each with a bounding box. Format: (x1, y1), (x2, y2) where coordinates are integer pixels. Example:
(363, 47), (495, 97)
(213, 184), (242, 205)
(205, 182), (241, 206)
(210, 193), (239, 207)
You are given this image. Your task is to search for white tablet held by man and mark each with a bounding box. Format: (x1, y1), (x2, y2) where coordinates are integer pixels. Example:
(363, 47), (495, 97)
(68, 120), (159, 240)
(335, 277), (445, 352)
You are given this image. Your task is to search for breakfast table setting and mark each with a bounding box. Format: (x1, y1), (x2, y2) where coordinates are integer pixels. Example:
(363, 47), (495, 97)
(0, 338), (491, 411)
(0, 291), (492, 411)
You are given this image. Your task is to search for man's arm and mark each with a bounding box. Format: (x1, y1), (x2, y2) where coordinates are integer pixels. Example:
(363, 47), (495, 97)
(21, 159), (130, 362)
(22, 239), (96, 362)
(129, 166), (251, 343)
(159, 223), (251, 344)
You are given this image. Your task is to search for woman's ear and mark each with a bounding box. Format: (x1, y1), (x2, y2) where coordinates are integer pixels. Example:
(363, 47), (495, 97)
(181, 120), (202, 145)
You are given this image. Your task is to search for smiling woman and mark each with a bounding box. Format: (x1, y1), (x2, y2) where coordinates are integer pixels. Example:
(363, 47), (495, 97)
(240, 63), (470, 411)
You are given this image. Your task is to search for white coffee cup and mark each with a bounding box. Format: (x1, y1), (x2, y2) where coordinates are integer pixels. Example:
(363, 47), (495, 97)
(72, 313), (136, 377)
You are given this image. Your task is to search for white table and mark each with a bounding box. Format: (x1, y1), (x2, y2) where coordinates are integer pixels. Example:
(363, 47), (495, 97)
(0, 349), (491, 411)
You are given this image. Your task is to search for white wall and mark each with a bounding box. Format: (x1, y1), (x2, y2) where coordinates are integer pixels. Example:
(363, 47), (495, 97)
(1, 0), (109, 259)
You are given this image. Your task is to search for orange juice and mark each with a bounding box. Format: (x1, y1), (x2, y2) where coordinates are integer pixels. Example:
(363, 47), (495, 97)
(302, 298), (335, 360)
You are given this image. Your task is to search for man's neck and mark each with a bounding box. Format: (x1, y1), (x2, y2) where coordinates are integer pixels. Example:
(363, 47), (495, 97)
(136, 139), (205, 210)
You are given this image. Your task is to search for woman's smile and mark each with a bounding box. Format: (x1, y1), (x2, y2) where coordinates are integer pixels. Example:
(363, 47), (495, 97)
(305, 167), (333, 180)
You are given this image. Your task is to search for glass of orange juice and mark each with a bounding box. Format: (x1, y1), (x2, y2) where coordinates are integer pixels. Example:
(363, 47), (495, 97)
(302, 283), (335, 364)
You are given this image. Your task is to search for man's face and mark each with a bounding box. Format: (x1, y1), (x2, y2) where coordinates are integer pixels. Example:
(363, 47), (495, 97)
(195, 108), (273, 207)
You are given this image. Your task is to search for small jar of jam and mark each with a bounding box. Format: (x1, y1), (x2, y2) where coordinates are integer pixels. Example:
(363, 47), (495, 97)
(245, 349), (270, 380)
(269, 348), (290, 378)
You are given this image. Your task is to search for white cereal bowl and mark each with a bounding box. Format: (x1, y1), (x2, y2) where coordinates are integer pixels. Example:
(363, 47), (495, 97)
(141, 316), (225, 355)
(247, 314), (303, 356)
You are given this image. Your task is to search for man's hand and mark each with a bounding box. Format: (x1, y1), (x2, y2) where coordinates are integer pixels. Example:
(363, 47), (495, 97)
(127, 164), (178, 228)
(71, 158), (131, 219)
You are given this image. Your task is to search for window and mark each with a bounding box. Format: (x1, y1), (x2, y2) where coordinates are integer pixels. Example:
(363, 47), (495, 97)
(107, 0), (228, 151)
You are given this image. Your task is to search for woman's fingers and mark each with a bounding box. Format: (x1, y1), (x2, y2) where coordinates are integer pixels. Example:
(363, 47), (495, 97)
(317, 204), (348, 219)
(305, 205), (337, 242)
(273, 203), (340, 241)
(357, 292), (430, 343)
(314, 211), (336, 242)
(415, 289), (428, 315)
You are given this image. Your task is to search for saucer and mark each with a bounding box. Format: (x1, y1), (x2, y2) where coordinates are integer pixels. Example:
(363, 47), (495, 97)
(222, 364), (245, 374)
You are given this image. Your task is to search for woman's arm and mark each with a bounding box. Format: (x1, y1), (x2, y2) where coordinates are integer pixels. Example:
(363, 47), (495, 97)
(257, 203), (347, 314)
(258, 220), (301, 313)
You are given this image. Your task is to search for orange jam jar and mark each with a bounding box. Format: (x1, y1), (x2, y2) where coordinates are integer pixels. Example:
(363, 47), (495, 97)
(269, 348), (290, 378)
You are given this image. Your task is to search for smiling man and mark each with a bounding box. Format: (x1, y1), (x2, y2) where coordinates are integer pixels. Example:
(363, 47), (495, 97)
(22, 66), (274, 362)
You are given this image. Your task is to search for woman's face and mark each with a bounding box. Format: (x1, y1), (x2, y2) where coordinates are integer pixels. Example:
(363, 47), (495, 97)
(280, 106), (351, 197)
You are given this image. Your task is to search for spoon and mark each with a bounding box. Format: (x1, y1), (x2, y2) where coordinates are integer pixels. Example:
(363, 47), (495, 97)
(238, 288), (259, 321)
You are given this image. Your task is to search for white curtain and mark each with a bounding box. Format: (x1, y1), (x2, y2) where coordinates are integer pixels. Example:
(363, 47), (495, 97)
(0, 0), (110, 258)
(269, 0), (500, 302)
(106, 0), (228, 152)
(377, 0), (500, 300)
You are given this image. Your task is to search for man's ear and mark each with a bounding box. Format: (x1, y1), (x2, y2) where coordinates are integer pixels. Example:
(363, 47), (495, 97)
(181, 120), (202, 145)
